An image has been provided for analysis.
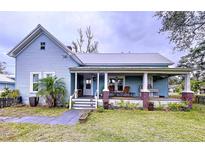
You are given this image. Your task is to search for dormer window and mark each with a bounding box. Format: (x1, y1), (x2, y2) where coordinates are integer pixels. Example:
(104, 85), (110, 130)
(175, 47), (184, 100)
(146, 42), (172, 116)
(40, 42), (46, 50)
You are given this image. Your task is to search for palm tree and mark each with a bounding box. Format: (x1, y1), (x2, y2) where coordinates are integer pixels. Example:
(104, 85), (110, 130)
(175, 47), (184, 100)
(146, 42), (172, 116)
(37, 76), (66, 107)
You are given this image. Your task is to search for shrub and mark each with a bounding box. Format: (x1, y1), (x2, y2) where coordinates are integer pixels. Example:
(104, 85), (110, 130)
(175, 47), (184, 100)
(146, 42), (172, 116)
(118, 100), (138, 110)
(0, 88), (20, 98)
(8, 90), (20, 98)
(118, 100), (127, 108)
(168, 102), (190, 111)
(126, 102), (139, 110)
(155, 102), (164, 111)
(97, 106), (105, 113)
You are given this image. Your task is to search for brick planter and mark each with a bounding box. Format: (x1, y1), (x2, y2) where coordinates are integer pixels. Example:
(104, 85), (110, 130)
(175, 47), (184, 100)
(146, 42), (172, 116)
(182, 92), (194, 108)
(141, 91), (149, 109)
(103, 90), (109, 109)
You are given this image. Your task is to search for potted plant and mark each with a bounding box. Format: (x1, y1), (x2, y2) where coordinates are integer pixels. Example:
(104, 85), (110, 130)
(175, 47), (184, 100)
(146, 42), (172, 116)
(148, 102), (154, 111)
(29, 96), (39, 107)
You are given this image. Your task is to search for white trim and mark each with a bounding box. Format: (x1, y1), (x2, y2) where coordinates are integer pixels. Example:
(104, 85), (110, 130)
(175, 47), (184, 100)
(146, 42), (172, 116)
(30, 72), (41, 93)
(43, 72), (55, 78)
(182, 91), (194, 94)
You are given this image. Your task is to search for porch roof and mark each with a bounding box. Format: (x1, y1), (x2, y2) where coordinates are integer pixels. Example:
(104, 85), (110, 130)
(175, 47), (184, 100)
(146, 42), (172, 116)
(69, 66), (192, 75)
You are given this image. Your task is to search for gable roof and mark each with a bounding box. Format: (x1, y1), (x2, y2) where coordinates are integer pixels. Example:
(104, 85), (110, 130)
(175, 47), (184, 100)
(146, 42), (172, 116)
(7, 24), (174, 66)
(7, 24), (83, 64)
(0, 74), (15, 84)
(76, 53), (174, 66)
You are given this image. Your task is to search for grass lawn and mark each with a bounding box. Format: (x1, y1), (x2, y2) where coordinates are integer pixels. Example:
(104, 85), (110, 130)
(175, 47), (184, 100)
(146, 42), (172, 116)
(0, 106), (68, 117)
(0, 104), (205, 141)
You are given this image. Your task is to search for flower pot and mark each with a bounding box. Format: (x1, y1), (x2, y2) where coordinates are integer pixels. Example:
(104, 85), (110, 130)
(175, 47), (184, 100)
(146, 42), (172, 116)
(148, 102), (154, 111)
(16, 96), (22, 104)
(103, 101), (109, 109)
(29, 97), (39, 107)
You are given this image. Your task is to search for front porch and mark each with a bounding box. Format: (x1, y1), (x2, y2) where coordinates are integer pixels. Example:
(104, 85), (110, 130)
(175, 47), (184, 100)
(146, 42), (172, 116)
(69, 67), (193, 109)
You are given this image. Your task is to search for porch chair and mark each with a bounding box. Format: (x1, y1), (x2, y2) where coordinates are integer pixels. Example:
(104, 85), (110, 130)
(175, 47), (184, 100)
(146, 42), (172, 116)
(123, 86), (130, 97)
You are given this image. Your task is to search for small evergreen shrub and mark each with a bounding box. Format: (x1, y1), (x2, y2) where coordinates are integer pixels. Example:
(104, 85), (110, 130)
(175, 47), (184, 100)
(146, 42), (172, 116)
(97, 106), (105, 113)
(0, 88), (20, 98)
(168, 102), (190, 111)
(118, 100), (138, 110)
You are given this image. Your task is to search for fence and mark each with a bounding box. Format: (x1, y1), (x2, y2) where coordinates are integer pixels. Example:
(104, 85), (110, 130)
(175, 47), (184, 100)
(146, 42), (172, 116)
(0, 98), (19, 108)
(195, 95), (205, 104)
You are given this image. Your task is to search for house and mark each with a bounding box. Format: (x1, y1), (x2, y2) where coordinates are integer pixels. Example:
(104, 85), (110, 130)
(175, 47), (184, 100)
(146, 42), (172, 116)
(7, 24), (194, 109)
(0, 74), (15, 92)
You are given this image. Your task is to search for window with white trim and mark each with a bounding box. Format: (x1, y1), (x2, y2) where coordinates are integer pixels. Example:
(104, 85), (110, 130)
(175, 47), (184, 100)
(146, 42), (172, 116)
(43, 72), (55, 78)
(30, 72), (41, 92)
(108, 76), (125, 91)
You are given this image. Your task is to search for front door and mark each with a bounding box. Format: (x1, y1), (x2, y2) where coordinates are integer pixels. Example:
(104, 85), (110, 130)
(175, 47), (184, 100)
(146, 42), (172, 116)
(83, 75), (93, 96)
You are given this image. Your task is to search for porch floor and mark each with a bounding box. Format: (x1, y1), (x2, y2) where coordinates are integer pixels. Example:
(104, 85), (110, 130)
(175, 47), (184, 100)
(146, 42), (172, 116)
(77, 96), (182, 101)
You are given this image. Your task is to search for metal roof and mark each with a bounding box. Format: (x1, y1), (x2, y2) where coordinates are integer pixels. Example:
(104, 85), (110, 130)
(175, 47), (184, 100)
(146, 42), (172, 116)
(70, 66), (191, 74)
(76, 53), (174, 66)
(0, 74), (15, 84)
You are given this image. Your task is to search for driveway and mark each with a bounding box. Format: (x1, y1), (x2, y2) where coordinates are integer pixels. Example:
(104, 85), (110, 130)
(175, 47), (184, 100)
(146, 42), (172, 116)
(0, 110), (86, 125)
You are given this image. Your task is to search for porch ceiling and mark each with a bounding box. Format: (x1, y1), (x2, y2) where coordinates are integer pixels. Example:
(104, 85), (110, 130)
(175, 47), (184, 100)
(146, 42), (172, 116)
(69, 67), (192, 75)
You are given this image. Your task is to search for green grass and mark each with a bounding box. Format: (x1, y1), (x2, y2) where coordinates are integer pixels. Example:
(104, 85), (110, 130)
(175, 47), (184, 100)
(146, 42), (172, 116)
(0, 106), (68, 117)
(1, 104), (205, 141)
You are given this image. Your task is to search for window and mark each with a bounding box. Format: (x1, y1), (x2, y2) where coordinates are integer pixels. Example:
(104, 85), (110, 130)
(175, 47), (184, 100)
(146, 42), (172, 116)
(108, 76), (124, 91)
(30, 72), (41, 92)
(40, 42), (46, 50)
(85, 79), (91, 89)
(43, 72), (55, 78)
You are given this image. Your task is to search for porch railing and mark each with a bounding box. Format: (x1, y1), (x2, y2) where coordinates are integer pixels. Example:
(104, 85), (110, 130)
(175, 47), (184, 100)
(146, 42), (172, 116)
(94, 90), (98, 109)
(69, 91), (77, 109)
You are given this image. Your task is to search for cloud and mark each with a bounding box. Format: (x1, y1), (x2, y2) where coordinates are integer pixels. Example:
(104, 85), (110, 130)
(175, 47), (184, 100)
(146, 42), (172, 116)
(0, 11), (186, 74)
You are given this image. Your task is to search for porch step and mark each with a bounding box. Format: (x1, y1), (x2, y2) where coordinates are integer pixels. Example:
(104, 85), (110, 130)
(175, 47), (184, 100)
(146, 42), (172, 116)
(73, 102), (96, 106)
(72, 98), (95, 102)
(71, 98), (97, 109)
(72, 106), (96, 110)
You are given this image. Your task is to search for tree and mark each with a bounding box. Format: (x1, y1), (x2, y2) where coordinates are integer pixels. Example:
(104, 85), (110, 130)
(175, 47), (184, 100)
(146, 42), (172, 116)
(178, 41), (205, 81)
(155, 11), (205, 51)
(0, 61), (7, 74)
(155, 11), (205, 81)
(37, 76), (66, 107)
(72, 26), (98, 53)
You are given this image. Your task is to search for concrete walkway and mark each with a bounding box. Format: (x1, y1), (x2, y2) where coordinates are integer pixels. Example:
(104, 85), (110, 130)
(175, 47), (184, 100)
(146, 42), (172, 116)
(0, 110), (86, 125)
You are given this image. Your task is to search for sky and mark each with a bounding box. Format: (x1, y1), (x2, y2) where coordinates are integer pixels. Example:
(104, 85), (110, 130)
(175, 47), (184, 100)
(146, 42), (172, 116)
(0, 11), (186, 74)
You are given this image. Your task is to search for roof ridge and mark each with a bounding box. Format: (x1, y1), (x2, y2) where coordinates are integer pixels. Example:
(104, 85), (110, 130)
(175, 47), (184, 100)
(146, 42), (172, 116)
(76, 52), (161, 54)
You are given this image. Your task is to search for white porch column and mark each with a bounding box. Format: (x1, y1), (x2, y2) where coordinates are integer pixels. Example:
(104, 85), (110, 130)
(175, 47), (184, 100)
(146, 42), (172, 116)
(103, 72), (109, 91)
(74, 72), (78, 98)
(97, 72), (100, 99)
(184, 73), (191, 92)
(142, 73), (149, 92)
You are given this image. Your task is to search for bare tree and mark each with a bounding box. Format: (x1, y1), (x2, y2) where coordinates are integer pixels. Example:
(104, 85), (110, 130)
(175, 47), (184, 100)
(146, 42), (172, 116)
(72, 26), (98, 53)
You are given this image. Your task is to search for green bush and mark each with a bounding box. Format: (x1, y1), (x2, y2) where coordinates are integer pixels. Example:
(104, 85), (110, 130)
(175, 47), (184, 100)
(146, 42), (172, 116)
(118, 100), (127, 108)
(118, 100), (138, 110)
(168, 102), (190, 111)
(0, 88), (20, 98)
(155, 102), (164, 111)
(97, 106), (105, 113)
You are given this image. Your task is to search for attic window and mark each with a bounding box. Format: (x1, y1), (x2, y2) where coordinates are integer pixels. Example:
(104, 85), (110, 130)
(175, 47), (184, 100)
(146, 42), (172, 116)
(40, 42), (46, 50)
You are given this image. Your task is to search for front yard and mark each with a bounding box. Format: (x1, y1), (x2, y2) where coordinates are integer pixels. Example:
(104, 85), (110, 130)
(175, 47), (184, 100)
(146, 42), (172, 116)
(0, 106), (68, 117)
(0, 104), (205, 141)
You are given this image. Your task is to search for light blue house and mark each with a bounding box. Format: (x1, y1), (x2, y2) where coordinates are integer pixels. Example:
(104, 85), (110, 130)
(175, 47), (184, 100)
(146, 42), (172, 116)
(7, 24), (193, 109)
(0, 74), (15, 91)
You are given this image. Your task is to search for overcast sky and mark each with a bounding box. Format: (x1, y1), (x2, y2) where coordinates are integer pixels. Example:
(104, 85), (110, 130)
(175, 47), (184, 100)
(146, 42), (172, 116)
(0, 11), (186, 74)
